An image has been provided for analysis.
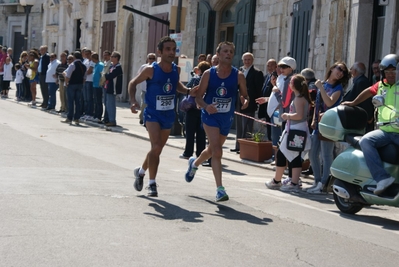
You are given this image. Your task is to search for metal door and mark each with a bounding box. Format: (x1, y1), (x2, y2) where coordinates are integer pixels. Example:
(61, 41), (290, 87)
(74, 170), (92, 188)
(232, 0), (256, 68)
(101, 20), (116, 55)
(290, 0), (313, 72)
(194, 1), (215, 66)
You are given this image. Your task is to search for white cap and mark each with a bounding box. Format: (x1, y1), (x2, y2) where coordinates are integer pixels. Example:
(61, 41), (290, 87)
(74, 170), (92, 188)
(278, 57), (297, 71)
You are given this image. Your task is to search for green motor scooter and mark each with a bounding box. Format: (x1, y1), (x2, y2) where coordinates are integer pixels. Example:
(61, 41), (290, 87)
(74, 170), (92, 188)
(319, 92), (399, 214)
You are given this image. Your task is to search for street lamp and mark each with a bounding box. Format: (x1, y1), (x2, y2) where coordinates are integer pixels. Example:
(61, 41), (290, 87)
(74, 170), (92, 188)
(20, 0), (35, 50)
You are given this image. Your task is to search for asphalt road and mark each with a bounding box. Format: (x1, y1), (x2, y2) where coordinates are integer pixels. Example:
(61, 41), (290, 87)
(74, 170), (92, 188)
(1, 99), (399, 267)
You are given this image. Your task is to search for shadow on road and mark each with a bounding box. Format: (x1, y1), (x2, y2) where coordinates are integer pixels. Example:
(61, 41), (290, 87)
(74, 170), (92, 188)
(139, 196), (203, 223)
(190, 196), (273, 225)
(330, 210), (399, 231)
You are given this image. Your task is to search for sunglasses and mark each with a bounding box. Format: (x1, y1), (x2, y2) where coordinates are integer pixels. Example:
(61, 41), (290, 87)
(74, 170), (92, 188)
(335, 66), (344, 72)
(67, 58), (73, 61)
(148, 57), (156, 60)
(278, 64), (290, 69)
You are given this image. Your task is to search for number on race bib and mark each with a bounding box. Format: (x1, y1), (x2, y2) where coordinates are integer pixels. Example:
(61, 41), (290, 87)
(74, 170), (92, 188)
(212, 97), (232, 113)
(156, 95), (175, 111)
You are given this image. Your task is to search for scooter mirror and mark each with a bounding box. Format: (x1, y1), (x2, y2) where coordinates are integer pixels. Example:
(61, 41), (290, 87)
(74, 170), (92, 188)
(372, 95), (385, 108)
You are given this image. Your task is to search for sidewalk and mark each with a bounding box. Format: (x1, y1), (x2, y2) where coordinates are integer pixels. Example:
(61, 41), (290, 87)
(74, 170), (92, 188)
(3, 82), (285, 172)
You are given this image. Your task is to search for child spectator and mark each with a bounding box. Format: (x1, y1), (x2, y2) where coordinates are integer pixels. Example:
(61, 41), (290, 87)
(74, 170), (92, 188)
(14, 63), (24, 101)
(1, 56), (13, 98)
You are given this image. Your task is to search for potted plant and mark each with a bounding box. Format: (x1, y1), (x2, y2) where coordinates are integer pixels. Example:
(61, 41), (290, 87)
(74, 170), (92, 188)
(238, 125), (273, 162)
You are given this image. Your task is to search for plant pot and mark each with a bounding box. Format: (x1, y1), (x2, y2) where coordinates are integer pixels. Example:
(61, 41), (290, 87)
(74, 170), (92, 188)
(238, 138), (273, 162)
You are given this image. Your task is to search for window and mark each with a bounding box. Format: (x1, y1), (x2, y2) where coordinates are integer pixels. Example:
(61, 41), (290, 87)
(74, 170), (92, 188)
(105, 0), (117, 14)
(153, 0), (168, 6)
(221, 1), (236, 24)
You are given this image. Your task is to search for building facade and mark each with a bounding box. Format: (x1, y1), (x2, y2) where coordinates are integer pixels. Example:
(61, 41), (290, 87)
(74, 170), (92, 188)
(1, 0), (398, 98)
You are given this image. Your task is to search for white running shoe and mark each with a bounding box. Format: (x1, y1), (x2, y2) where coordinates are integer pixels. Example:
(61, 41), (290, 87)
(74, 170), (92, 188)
(265, 179), (282, 190)
(307, 182), (325, 194)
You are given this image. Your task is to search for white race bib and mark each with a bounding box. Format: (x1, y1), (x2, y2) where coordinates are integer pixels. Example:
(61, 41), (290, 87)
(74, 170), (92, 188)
(213, 97), (232, 113)
(156, 95), (175, 111)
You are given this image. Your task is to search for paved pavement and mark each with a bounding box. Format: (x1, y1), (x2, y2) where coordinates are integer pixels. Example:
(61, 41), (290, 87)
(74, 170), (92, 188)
(4, 82), (312, 176)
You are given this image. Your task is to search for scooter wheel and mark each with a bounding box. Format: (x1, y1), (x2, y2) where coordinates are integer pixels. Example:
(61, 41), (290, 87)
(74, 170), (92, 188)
(333, 192), (363, 214)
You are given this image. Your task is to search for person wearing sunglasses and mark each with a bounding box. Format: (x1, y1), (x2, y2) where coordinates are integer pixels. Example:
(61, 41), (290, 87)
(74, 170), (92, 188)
(342, 54), (399, 195)
(306, 62), (350, 194)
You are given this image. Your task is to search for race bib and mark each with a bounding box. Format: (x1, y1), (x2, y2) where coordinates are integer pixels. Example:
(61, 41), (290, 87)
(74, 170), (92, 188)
(213, 97), (232, 113)
(156, 95), (175, 111)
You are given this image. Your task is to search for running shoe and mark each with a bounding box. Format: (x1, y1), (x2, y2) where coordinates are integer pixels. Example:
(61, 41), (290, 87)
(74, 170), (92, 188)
(147, 183), (158, 197)
(133, 167), (145, 191)
(185, 157), (198, 182)
(216, 186), (229, 202)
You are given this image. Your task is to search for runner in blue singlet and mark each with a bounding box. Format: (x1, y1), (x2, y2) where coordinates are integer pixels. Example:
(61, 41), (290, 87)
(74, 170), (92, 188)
(128, 36), (196, 197)
(184, 41), (250, 202)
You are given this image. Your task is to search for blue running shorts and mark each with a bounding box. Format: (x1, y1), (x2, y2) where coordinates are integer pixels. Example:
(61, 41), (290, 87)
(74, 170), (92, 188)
(201, 112), (233, 136)
(144, 108), (175, 130)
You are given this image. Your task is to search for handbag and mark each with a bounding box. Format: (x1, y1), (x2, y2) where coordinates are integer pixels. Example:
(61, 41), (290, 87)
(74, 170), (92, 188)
(286, 129), (307, 151)
(179, 95), (197, 112)
(26, 69), (32, 79)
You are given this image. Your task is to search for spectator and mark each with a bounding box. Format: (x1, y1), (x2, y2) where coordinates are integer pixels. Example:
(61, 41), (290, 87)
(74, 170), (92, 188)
(83, 49), (95, 120)
(103, 51), (123, 127)
(231, 52), (264, 153)
(306, 62), (350, 194)
(26, 50), (40, 106)
(179, 61), (210, 160)
(137, 53), (156, 125)
(258, 58), (277, 141)
(343, 62), (373, 132)
(7, 47), (15, 78)
(198, 53), (206, 62)
(1, 56), (13, 98)
(100, 50), (111, 124)
(62, 51), (87, 125)
(265, 74), (312, 191)
(272, 57), (296, 180)
(371, 59), (381, 84)
(91, 52), (104, 122)
(206, 53), (212, 65)
(55, 52), (69, 113)
(14, 63), (24, 101)
(0, 46), (6, 94)
(19, 51), (31, 101)
(38, 45), (50, 108)
(300, 67), (317, 176)
(211, 54), (219, 66)
(45, 53), (60, 110)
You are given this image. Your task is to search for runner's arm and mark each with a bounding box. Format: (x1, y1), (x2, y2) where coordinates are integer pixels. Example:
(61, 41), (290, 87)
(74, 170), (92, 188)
(128, 66), (153, 113)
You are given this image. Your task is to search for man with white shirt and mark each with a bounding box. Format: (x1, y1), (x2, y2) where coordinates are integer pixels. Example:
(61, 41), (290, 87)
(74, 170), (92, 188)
(231, 52), (264, 153)
(83, 49), (95, 119)
(45, 53), (60, 111)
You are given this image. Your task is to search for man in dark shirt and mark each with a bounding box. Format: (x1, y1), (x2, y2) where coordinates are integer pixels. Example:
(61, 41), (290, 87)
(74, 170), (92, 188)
(343, 62), (373, 132)
(231, 52), (264, 153)
(258, 59), (277, 141)
(38, 45), (50, 108)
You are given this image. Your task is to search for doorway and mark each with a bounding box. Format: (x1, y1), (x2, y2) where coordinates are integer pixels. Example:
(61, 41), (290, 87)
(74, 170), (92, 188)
(75, 19), (82, 50)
